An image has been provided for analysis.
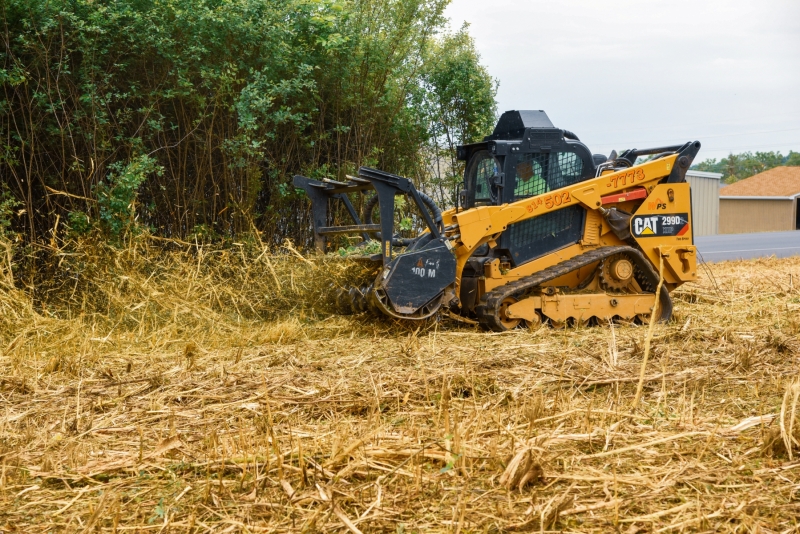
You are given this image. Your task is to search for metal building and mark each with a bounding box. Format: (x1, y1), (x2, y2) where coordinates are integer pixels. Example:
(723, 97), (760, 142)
(685, 170), (722, 236)
(719, 167), (800, 234)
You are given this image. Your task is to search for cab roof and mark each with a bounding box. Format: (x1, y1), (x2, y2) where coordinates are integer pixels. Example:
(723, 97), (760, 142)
(486, 110), (556, 140)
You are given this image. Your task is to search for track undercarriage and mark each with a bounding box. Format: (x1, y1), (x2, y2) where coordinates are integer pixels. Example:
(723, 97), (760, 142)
(334, 245), (670, 330)
(475, 246), (670, 330)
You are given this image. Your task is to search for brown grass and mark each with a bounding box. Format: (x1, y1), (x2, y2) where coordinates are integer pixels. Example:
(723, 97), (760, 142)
(1, 238), (799, 532)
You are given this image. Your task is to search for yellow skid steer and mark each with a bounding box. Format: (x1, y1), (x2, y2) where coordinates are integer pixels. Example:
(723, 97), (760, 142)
(294, 110), (700, 330)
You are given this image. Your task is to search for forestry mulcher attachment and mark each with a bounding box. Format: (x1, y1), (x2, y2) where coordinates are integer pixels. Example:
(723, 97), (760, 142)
(294, 110), (701, 331)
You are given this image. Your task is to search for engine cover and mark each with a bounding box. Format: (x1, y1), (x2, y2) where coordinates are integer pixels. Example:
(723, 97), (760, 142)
(379, 237), (457, 315)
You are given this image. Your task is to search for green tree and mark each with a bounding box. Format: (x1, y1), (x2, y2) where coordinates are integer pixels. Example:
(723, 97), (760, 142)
(0, 0), (496, 246)
(415, 24), (498, 207)
(786, 151), (800, 166)
(693, 150), (798, 183)
(0, 184), (20, 240)
(96, 155), (162, 242)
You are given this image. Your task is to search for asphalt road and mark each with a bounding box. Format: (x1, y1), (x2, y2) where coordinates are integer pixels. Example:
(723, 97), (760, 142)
(695, 230), (800, 262)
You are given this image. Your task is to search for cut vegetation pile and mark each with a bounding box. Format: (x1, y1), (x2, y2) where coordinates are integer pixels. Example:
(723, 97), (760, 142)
(1, 239), (799, 532)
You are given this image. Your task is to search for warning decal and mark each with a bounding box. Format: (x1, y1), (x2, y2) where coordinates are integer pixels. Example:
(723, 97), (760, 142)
(631, 213), (689, 238)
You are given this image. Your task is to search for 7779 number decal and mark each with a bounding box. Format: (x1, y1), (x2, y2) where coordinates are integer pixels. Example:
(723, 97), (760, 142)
(607, 168), (645, 188)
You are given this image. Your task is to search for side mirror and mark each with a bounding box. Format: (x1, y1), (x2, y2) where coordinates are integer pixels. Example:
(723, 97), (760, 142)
(489, 173), (503, 202)
(458, 185), (467, 212)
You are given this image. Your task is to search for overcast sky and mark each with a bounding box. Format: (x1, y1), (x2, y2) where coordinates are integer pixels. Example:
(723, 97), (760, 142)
(443, 0), (800, 163)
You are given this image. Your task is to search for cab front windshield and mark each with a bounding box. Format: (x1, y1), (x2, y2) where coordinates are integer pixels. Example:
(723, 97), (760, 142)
(513, 155), (549, 198)
(513, 151), (583, 199)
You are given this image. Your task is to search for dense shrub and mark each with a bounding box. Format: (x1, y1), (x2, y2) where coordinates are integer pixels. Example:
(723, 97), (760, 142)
(0, 0), (496, 246)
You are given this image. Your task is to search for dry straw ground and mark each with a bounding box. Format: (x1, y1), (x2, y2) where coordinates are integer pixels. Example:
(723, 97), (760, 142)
(1, 238), (799, 532)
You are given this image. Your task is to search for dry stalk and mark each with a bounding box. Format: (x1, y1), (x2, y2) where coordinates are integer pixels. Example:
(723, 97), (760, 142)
(779, 377), (800, 460)
(632, 251), (664, 410)
(1, 240), (799, 532)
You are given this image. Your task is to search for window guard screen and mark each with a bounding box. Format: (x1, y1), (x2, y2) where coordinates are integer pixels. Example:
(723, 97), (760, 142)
(507, 205), (585, 265)
(513, 152), (584, 200)
(506, 151), (586, 265)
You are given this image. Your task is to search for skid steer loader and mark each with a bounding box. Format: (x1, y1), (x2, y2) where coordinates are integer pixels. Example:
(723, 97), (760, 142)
(293, 110), (701, 331)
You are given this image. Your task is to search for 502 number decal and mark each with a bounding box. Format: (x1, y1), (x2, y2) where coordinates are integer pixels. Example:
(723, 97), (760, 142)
(527, 191), (571, 212)
(607, 168), (645, 188)
(545, 191), (571, 209)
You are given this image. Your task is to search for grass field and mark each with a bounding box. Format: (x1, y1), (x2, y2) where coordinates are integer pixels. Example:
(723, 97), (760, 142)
(1, 241), (799, 532)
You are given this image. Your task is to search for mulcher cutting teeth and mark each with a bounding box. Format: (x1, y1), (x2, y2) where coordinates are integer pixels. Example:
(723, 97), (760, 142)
(335, 285), (373, 315)
(348, 286), (371, 313)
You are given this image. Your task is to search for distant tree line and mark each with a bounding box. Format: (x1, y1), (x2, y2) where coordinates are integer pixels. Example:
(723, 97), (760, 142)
(0, 0), (496, 246)
(692, 151), (800, 184)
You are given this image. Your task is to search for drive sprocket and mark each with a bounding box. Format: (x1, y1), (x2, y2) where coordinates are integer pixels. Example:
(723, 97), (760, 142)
(598, 253), (636, 292)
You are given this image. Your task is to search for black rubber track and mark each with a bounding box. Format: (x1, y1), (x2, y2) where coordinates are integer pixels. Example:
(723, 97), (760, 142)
(474, 246), (673, 331)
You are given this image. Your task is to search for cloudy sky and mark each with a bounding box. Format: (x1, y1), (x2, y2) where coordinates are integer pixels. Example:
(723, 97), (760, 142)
(444, 0), (800, 163)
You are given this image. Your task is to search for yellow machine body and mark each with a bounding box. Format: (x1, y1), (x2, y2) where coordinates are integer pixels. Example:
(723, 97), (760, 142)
(433, 153), (699, 329)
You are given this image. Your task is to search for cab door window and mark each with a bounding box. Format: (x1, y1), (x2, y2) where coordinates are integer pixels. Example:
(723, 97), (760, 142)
(466, 150), (499, 206)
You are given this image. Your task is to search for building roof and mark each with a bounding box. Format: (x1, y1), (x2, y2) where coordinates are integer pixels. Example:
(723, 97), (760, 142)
(719, 166), (800, 199)
(686, 170), (722, 180)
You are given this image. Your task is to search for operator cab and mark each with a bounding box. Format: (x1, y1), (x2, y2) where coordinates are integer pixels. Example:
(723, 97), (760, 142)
(455, 110), (605, 311)
(457, 110), (603, 270)
(458, 110), (597, 209)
